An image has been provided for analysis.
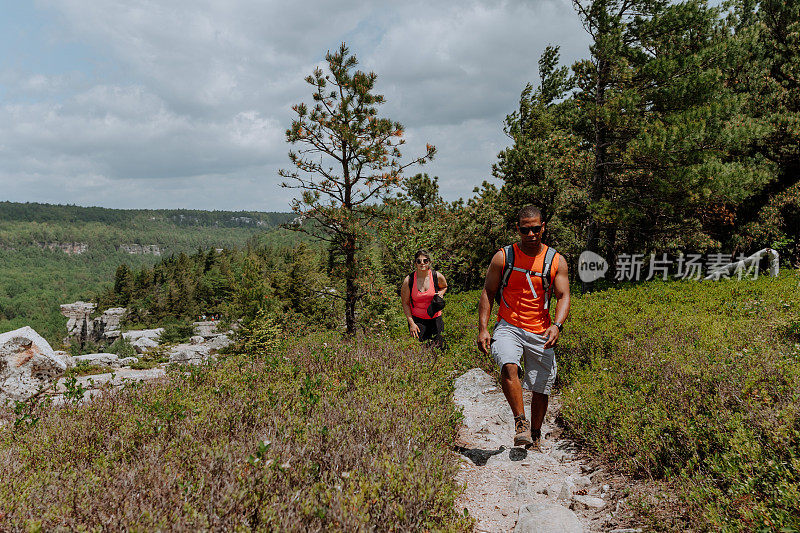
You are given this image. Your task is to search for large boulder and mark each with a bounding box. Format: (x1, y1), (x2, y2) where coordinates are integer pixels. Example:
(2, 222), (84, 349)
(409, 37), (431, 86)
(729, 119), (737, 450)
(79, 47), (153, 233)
(132, 336), (159, 354)
(168, 344), (212, 365)
(0, 327), (68, 402)
(122, 329), (164, 342)
(206, 334), (232, 351)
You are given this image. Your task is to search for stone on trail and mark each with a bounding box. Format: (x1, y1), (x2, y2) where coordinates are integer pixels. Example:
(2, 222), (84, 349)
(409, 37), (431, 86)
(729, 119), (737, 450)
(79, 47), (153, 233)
(189, 336), (205, 345)
(509, 475), (530, 498)
(0, 326), (68, 402)
(515, 503), (583, 533)
(571, 495), (606, 510)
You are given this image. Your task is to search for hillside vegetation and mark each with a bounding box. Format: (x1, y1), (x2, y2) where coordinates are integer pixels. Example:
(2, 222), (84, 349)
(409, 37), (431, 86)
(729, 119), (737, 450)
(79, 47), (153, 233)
(559, 271), (800, 531)
(3, 275), (799, 530)
(0, 202), (298, 344)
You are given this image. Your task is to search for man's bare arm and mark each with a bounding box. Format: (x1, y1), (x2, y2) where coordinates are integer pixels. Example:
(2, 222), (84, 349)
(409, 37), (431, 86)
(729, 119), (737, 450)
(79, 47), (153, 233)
(543, 255), (571, 349)
(477, 250), (505, 354)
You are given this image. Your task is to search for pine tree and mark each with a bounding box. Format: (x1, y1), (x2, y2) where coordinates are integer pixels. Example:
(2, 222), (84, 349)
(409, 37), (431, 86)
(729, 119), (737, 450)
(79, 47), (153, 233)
(280, 43), (435, 334)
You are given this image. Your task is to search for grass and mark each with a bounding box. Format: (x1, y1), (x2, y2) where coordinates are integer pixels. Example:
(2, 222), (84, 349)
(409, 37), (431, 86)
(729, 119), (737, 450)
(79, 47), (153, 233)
(0, 319), (478, 530)
(557, 270), (800, 531)
(4, 273), (798, 530)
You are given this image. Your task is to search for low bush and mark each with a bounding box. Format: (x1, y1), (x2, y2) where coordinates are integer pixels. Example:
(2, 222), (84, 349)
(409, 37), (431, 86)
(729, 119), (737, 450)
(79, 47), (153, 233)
(558, 271), (800, 531)
(0, 328), (474, 530)
(157, 321), (195, 344)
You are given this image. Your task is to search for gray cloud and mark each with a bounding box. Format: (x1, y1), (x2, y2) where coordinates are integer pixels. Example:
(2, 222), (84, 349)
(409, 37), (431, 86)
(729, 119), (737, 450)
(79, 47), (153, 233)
(1, 0), (589, 210)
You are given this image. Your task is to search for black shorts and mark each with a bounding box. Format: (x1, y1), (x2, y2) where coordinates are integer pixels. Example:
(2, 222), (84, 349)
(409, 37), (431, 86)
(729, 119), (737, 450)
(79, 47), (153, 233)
(413, 315), (444, 347)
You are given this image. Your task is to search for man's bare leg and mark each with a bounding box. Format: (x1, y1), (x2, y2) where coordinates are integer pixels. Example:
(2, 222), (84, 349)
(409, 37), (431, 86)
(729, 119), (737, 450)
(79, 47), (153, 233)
(500, 363), (525, 416)
(530, 391), (548, 440)
(501, 363), (533, 446)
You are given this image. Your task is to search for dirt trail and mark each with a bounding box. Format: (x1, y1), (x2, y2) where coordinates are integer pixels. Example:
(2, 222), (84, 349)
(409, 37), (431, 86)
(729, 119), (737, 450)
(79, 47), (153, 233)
(453, 369), (634, 533)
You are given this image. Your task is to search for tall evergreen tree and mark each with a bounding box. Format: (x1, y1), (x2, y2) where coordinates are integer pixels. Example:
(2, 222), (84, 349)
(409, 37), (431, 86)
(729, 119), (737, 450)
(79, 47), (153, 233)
(280, 43), (435, 334)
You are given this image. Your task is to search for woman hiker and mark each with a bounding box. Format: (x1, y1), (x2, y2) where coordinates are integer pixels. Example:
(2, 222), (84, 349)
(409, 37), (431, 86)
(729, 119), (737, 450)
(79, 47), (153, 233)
(400, 249), (448, 348)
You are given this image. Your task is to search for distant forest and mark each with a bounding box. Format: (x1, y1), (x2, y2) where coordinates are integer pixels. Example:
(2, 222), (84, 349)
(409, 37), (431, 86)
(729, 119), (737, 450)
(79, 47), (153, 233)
(0, 202), (300, 343)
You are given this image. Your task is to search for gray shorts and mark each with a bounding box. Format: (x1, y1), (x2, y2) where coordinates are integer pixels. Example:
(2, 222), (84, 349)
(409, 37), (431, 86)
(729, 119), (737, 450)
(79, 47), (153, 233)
(491, 319), (556, 395)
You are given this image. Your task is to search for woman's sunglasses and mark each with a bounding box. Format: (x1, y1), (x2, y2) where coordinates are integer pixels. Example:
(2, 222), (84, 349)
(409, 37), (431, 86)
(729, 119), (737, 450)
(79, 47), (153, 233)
(415, 258), (430, 264)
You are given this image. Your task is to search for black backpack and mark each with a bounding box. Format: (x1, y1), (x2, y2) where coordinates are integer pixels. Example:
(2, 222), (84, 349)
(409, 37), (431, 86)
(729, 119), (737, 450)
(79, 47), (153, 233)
(495, 245), (558, 310)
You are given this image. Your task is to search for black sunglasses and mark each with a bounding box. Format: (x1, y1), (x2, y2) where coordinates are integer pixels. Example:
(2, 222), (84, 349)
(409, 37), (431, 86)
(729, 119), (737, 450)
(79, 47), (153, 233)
(518, 225), (542, 235)
(415, 258), (430, 264)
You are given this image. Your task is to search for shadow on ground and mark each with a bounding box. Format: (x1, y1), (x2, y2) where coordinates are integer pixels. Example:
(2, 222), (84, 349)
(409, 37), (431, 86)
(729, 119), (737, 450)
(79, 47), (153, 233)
(453, 445), (528, 466)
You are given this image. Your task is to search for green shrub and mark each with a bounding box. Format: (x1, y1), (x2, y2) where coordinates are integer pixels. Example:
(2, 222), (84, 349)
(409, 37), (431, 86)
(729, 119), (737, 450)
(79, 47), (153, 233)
(157, 322), (195, 344)
(108, 335), (136, 358)
(0, 331), (474, 531)
(558, 271), (800, 531)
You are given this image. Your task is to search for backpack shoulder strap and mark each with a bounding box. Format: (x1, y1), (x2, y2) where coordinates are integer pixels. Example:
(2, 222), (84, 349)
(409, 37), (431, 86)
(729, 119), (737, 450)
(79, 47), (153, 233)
(541, 247), (557, 292)
(408, 271), (415, 305)
(495, 244), (515, 305)
(432, 270), (440, 293)
(541, 247), (558, 310)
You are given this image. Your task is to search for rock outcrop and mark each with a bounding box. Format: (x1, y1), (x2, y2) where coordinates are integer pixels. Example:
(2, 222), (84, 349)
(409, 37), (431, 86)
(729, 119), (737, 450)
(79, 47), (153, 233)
(74, 353), (120, 367)
(193, 321), (218, 337)
(61, 301), (96, 344)
(0, 327), (68, 402)
(168, 334), (232, 364)
(117, 244), (162, 255)
(96, 308), (126, 339)
(60, 302), (127, 344)
(36, 242), (88, 255)
(122, 329), (164, 342)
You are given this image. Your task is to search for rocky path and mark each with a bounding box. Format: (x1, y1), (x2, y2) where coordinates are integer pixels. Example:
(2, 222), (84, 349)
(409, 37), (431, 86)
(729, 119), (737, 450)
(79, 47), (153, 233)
(453, 369), (636, 533)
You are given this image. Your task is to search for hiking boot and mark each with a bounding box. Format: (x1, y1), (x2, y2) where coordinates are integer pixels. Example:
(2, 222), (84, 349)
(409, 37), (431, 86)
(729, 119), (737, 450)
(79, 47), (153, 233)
(514, 416), (533, 447)
(526, 430), (548, 453)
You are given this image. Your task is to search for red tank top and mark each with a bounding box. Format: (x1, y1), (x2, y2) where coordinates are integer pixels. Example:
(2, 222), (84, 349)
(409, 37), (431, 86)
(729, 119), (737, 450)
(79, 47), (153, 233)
(497, 243), (560, 334)
(410, 270), (441, 319)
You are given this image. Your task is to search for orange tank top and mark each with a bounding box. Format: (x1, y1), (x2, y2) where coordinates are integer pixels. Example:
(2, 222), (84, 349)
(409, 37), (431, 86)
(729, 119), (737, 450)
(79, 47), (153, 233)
(497, 243), (560, 334)
(411, 270), (442, 319)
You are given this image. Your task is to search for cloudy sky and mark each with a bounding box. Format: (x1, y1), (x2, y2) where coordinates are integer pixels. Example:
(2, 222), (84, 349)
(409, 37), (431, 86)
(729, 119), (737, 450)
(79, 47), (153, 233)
(0, 0), (590, 212)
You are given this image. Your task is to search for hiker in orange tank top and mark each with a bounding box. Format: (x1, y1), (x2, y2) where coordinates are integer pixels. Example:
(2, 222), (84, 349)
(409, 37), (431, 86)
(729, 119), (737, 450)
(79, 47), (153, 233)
(477, 205), (571, 450)
(400, 249), (448, 348)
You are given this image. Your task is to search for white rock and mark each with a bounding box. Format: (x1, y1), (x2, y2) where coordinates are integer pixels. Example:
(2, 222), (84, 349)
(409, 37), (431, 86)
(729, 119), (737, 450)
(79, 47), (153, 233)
(119, 357), (139, 366)
(122, 328), (164, 342)
(509, 475), (529, 498)
(132, 336), (159, 354)
(571, 495), (606, 510)
(515, 503), (583, 533)
(193, 321), (218, 337)
(169, 344), (212, 364)
(0, 326), (68, 402)
(557, 480), (575, 501)
(570, 475), (592, 487)
(189, 336), (205, 345)
(206, 334), (232, 351)
(74, 353), (120, 367)
(53, 350), (75, 369)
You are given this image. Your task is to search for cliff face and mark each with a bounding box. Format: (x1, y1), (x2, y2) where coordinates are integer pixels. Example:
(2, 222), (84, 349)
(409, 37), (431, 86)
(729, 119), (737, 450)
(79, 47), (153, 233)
(36, 242), (89, 255)
(117, 244), (162, 255)
(59, 302), (126, 345)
